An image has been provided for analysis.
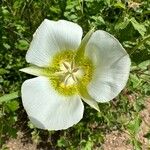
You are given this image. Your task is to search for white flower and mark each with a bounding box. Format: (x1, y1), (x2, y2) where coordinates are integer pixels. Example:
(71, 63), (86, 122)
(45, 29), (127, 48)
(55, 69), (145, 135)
(20, 19), (131, 130)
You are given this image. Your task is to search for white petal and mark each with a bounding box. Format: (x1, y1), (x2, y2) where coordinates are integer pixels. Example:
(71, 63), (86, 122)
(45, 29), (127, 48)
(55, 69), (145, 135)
(26, 19), (83, 67)
(21, 76), (84, 130)
(85, 30), (131, 102)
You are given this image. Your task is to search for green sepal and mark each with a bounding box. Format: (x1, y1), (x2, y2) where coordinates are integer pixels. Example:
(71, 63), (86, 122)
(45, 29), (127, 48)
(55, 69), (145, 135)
(75, 28), (95, 63)
(78, 84), (100, 112)
(20, 66), (49, 77)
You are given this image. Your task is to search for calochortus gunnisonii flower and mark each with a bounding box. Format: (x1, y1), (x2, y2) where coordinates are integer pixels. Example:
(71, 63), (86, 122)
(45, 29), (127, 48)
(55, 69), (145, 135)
(20, 19), (131, 130)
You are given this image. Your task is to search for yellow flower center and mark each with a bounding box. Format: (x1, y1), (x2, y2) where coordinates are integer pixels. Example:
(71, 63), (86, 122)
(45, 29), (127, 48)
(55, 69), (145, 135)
(47, 50), (94, 96)
(58, 61), (84, 86)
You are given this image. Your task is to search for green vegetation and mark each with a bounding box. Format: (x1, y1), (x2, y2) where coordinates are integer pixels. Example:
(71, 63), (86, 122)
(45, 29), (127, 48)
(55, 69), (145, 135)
(0, 0), (150, 149)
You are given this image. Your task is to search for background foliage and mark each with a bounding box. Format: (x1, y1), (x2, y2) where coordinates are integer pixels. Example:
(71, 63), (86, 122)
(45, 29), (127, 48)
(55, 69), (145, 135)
(0, 0), (150, 149)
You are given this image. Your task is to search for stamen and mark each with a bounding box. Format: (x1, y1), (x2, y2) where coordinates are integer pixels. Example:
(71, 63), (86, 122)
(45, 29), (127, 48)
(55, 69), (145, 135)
(64, 74), (71, 86)
(72, 68), (79, 73)
(63, 62), (69, 69)
(58, 61), (83, 86)
(71, 74), (76, 82)
(71, 61), (74, 69)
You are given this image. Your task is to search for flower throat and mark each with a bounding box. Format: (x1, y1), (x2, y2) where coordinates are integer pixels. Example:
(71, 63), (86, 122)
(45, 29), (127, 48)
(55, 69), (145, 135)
(48, 50), (94, 96)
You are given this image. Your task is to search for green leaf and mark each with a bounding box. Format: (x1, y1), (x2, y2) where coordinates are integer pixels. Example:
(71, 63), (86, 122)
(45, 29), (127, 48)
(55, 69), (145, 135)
(84, 140), (94, 150)
(6, 101), (19, 112)
(138, 60), (150, 70)
(130, 74), (142, 88)
(115, 17), (130, 30)
(133, 138), (142, 150)
(3, 43), (11, 49)
(91, 16), (105, 25)
(130, 17), (146, 36)
(105, 0), (110, 6)
(97, 16), (105, 24)
(15, 39), (29, 50)
(0, 91), (20, 104)
(57, 137), (67, 147)
(0, 68), (9, 75)
(114, 2), (125, 9)
(127, 116), (142, 135)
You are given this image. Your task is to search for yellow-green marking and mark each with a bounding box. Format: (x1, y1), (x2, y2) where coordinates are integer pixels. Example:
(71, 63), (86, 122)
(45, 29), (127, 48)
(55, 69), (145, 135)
(47, 50), (94, 96)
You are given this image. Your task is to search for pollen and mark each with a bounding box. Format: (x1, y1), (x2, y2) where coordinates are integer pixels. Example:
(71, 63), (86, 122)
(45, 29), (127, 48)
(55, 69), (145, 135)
(48, 50), (94, 96)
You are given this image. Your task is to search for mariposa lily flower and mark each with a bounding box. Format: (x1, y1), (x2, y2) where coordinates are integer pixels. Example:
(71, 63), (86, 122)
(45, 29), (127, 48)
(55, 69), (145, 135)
(20, 19), (131, 130)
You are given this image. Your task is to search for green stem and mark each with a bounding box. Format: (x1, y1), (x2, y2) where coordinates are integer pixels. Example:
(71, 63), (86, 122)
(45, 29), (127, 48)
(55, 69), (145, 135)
(0, 91), (20, 104)
(130, 35), (150, 55)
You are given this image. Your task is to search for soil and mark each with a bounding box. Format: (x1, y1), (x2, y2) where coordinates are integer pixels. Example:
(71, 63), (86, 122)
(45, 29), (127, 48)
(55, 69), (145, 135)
(5, 98), (150, 150)
(5, 132), (37, 150)
(102, 98), (150, 150)
(101, 131), (133, 150)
